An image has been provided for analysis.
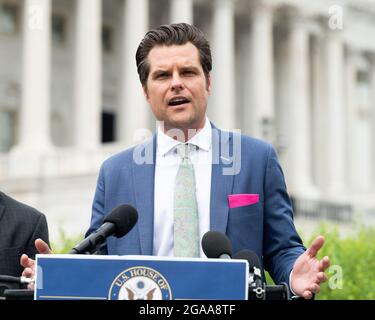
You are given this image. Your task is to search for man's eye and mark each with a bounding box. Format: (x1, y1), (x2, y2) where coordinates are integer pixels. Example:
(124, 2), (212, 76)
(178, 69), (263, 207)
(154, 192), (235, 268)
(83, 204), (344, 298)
(183, 70), (195, 76)
(155, 73), (168, 79)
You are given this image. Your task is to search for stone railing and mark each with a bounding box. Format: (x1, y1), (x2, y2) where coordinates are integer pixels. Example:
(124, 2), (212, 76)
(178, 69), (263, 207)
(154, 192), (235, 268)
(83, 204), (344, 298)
(291, 196), (353, 222)
(0, 143), (128, 181)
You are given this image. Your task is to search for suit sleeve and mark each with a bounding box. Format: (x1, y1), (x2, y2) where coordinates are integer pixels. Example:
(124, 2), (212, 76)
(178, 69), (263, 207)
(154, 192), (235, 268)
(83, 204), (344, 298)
(25, 213), (50, 259)
(262, 145), (306, 285)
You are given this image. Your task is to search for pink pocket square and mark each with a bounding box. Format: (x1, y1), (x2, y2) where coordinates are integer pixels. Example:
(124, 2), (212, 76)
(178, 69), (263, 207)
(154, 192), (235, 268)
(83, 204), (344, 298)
(228, 194), (259, 209)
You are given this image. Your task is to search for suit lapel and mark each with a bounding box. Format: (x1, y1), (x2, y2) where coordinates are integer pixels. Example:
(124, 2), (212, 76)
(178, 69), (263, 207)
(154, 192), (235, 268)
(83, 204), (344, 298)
(132, 135), (157, 255)
(210, 127), (235, 233)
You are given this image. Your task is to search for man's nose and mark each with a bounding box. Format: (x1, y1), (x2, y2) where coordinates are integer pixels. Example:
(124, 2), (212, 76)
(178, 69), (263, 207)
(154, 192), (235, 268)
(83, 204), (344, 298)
(170, 73), (184, 91)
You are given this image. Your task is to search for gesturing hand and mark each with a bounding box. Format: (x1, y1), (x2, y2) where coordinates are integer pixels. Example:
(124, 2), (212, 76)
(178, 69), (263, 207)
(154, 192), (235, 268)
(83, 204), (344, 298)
(290, 235), (330, 299)
(20, 238), (52, 290)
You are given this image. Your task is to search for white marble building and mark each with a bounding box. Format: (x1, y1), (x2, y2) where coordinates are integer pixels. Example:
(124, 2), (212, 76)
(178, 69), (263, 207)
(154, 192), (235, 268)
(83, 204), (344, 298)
(0, 0), (375, 240)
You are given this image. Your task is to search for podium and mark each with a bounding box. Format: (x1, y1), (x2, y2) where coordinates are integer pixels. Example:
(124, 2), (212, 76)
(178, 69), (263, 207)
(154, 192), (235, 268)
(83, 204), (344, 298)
(35, 255), (248, 300)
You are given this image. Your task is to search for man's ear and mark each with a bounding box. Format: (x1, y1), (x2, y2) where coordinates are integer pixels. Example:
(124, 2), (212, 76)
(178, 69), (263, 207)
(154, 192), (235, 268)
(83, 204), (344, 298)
(143, 85), (149, 101)
(206, 74), (212, 95)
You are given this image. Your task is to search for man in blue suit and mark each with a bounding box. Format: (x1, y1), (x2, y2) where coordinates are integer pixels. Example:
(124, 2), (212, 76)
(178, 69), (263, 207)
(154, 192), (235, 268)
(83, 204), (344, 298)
(22, 23), (329, 299)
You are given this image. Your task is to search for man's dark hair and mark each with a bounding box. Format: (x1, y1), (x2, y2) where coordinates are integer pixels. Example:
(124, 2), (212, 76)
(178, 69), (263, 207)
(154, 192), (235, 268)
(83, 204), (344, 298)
(136, 23), (212, 87)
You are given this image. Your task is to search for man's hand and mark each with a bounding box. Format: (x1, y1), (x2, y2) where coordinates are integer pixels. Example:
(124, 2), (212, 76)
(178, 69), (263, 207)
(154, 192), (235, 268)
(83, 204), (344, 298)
(20, 239), (52, 290)
(291, 235), (330, 299)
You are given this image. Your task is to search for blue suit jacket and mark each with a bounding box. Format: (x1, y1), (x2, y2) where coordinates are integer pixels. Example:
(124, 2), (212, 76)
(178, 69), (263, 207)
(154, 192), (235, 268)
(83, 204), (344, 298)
(87, 126), (305, 285)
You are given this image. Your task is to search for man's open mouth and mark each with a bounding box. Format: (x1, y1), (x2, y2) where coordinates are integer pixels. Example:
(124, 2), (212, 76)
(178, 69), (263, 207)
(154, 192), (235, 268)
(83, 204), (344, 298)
(168, 97), (190, 106)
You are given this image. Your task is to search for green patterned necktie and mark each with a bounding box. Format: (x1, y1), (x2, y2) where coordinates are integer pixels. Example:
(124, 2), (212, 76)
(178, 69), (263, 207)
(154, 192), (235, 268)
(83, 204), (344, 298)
(173, 143), (200, 257)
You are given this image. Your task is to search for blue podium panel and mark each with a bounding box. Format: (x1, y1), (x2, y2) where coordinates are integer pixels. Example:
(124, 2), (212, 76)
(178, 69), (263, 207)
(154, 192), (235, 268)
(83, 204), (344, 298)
(35, 255), (248, 300)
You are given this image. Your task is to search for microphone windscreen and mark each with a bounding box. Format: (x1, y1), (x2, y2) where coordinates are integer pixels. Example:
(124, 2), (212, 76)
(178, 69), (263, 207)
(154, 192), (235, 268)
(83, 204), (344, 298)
(233, 250), (261, 270)
(201, 231), (232, 258)
(104, 204), (138, 238)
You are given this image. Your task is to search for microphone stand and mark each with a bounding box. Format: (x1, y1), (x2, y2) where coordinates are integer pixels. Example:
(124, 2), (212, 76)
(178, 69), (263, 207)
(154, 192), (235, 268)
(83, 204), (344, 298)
(0, 275), (34, 300)
(1, 289), (34, 300)
(248, 282), (290, 300)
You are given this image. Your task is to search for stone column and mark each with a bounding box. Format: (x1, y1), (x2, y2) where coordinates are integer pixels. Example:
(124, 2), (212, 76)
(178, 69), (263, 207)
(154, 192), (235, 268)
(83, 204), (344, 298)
(322, 29), (346, 197)
(17, 0), (52, 151)
(118, 0), (149, 145)
(281, 10), (315, 197)
(210, 0), (235, 129)
(74, 0), (102, 149)
(170, 0), (193, 24)
(346, 52), (373, 194)
(345, 49), (358, 194)
(310, 35), (324, 190)
(245, 2), (274, 141)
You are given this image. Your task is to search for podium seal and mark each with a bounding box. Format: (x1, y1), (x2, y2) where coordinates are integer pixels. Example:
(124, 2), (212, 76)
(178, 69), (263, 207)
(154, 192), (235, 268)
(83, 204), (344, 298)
(108, 266), (172, 300)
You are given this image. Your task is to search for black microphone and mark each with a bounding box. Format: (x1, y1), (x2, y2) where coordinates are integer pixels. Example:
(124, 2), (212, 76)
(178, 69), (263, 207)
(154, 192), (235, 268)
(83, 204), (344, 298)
(234, 250), (265, 299)
(201, 231), (232, 259)
(69, 204), (138, 254)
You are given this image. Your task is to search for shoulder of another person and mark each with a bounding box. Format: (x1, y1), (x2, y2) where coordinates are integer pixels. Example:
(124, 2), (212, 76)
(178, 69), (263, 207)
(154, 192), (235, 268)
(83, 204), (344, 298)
(0, 192), (45, 221)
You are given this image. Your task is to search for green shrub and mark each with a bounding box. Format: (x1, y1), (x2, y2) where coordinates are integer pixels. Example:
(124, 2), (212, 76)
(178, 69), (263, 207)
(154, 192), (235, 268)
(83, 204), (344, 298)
(306, 224), (375, 300)
(50, 229), (84, 254)
(265, 223), (375, 300)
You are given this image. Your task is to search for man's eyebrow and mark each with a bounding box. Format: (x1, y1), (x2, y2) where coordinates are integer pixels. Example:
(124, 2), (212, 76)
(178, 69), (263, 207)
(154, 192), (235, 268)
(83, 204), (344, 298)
(181, 66), (200, 71)
(151, 69), (169, 75)
(150, 66), (200, 76)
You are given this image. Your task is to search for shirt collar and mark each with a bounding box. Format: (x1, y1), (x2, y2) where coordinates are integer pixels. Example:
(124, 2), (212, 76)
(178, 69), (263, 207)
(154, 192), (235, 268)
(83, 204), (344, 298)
(157, 118), (212, 157)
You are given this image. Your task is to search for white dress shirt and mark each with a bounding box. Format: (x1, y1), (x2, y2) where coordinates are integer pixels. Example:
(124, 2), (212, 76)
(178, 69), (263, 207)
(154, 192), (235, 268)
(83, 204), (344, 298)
(153, 118), (212, 258)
